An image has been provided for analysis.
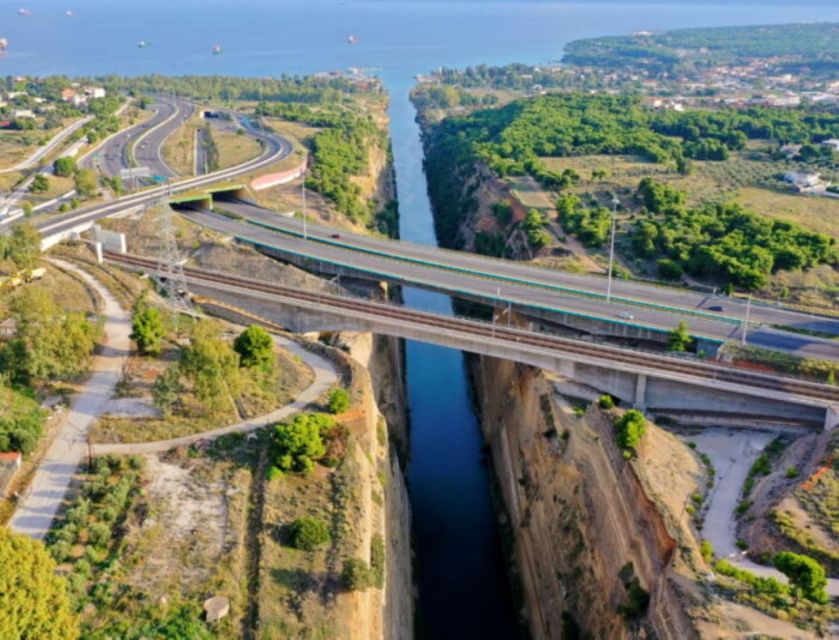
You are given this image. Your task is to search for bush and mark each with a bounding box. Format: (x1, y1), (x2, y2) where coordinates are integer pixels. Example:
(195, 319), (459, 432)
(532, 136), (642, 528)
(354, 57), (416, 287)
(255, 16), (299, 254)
(327, 388), (350, 414)
(273, 413), (333, 474)
(370, 533), (385, 588)
(289, 516), (331, 551)
(130, 304), (165, 356)
(773, 551), (828, 604)
(87, 522), (111, 549)
(341, 558), (373, 591)
(233, 325), (274, 369)
(613, 409), (647, 452)
(597, 394), (615, 409)
(700, 540), (714, 562)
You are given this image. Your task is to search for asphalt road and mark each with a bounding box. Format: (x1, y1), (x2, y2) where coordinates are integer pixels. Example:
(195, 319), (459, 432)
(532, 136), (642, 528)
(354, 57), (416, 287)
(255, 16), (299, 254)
(31, 116), (292, 239)
(193, 202), (839, 361)
(82, 95), (193, 180)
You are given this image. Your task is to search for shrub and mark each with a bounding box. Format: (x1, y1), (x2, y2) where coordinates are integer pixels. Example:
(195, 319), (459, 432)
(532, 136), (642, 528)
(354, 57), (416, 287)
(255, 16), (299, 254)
(773, 551), (828, 604)
(327, 388), (350, 414)
(597, 394), (615, 409)
(785, 466), (799, 479)
(342, 558), (373, 591)
(700, 540), (714, 562)
(273, 413), (332, 473)
(87, 522), (112, 549)
(370, 533), (385, 588)
(233, 325), (274, 369)
(289, 516), (331, 551)
(613, 409), (646, 452)
(130, 304), (165, 356)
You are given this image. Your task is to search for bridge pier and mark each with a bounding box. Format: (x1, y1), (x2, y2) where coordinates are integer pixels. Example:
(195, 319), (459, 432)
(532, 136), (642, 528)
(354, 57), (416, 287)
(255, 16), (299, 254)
(825, 406), (839, 431)
(634, 373), (647, 411)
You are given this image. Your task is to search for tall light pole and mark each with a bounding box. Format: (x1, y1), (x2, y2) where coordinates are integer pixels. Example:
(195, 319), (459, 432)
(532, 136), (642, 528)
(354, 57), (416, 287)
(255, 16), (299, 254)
(606, 194), (620, 303)
(741, 294), (752, 345)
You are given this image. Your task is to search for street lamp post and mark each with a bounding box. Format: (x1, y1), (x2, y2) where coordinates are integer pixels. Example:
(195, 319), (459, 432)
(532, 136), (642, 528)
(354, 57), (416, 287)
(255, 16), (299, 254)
(606, 194), (620, 303)
(741, 294), (752, 345)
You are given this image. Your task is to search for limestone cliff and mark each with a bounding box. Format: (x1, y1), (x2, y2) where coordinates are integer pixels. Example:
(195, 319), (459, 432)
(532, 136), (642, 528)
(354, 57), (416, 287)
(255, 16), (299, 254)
(470, 354), (703, 639)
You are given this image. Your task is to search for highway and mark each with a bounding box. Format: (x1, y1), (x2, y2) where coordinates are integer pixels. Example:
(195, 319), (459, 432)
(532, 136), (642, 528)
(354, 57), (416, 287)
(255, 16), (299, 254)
(0, 115), (93, 174)
(186, 203), (839, 361)
(30, 115), (292, 242)
(82, 95), (193, 180)
(105, 251), (839, 409)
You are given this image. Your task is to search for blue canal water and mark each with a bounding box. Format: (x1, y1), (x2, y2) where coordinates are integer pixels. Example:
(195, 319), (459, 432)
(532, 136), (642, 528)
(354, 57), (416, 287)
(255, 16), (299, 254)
(4, 1), (838, 636)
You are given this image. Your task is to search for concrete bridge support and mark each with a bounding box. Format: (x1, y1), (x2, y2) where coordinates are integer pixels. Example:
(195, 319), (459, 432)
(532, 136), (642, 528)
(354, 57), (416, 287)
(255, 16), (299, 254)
(825, 406), (839, 431)
(634, 373), (647, 411)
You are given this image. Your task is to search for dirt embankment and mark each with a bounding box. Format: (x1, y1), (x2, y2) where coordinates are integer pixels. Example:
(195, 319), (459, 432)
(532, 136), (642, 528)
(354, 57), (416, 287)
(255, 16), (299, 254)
(740, 429), (839, 576)
(468, 352), (812, 639)
(336, 333), (413, 639)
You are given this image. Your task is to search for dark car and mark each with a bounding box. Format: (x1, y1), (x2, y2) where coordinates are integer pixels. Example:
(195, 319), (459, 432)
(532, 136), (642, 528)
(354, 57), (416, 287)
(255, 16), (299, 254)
(708, 305), (724, 312)
(330, 233), (341, 239)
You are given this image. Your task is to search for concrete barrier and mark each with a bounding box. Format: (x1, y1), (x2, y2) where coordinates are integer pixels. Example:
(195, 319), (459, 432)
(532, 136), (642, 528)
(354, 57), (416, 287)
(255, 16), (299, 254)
(250, 161), (305, 191)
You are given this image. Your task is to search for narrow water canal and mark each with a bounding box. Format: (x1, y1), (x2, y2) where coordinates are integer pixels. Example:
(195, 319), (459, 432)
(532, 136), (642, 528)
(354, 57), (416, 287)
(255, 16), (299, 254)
(386, 81), (520, 638)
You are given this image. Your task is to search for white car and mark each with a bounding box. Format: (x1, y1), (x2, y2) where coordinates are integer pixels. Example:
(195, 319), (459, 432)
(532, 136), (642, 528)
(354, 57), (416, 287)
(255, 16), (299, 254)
(617, 311), (635, 320)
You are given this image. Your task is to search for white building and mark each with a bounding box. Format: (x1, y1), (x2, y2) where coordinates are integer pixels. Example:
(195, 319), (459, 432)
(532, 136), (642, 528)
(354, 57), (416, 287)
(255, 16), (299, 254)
(84, 86), (106, 99)
(783, 171), (826, 192)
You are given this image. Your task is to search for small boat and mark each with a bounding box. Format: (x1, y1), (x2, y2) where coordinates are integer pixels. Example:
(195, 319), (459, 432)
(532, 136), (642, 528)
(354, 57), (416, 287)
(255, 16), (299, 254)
(138, 40), (148, 48)
(0, 38), (7, 53)
(65, 10), (74, 17)
(347, 35), (358, 45)
(18, 8), (31, 16)
(212, 44), (222, 55)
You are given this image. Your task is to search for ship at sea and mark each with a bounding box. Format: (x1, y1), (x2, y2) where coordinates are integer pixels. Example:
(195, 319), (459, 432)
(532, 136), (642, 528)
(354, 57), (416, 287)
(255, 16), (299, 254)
(138, 40), (148, 48)
(0, 38), (7, 53)
(347, 35), (358, 45)
(212, 44), (222, 55)
(18, 8), (31, 16)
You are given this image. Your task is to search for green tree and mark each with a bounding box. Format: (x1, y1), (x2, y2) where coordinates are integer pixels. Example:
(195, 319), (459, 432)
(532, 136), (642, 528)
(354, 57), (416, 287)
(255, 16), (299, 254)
(667, 320), (693, 352)
(773, 551), (828, 604)
(288, 516), (331, 551)
(233, 325), (274, 369)
(29, 173), (49, 193)
(6, 223), (41, 270)
(327, 387), (350, 414)
(0, 385), (46, 455)
(0, 527), (79, 639)
(130, 304), (165, 356)
(74, 168), (99, 198)
(53, 156), (77, 177)
(273, 413), (331, 474)
(613, 409), (647, 452)
(179, 321), (240, 416)
(7, 288), (99, 383)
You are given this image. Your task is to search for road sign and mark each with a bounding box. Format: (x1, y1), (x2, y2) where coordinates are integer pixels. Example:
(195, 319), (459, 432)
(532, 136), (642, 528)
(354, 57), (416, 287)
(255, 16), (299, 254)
(119, 166), (151, 180)
(152, 175), (166, 183)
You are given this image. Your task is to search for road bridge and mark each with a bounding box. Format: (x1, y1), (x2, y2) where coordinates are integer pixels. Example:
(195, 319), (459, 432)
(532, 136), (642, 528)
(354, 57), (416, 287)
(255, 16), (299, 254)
(184, 207), (839, 362)
(105, 252), (839, 430)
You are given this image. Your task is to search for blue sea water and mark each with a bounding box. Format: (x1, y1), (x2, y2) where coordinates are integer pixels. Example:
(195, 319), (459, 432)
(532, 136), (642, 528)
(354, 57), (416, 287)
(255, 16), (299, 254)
(4, 1), (838, 636)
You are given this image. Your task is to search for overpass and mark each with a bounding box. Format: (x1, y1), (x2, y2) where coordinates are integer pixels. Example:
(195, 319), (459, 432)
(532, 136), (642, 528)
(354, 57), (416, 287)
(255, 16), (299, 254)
(106, 252), (839, 430)
(183, 206), (839, 362)
(28, 123), (292, 250)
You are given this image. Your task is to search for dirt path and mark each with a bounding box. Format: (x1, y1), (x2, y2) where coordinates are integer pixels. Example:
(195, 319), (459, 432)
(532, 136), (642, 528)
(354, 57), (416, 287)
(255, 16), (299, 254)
(93, 336), (336, 455)
(9, 258), (132, 539)
(689, 428), (839, 597)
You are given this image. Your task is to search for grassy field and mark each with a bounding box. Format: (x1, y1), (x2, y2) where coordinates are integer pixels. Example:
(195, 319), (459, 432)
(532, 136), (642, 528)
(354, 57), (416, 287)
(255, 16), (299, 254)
(735, 188), (839, 237)
(161, 109), (204, 176)
(0, 127), (54, 170)
(214, 126), (262, 170)
(91, 345), (314, 444)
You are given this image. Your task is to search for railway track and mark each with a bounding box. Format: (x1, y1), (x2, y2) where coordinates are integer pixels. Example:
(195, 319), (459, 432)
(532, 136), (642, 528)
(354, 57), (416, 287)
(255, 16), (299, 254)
(106, 252), (839, 405)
